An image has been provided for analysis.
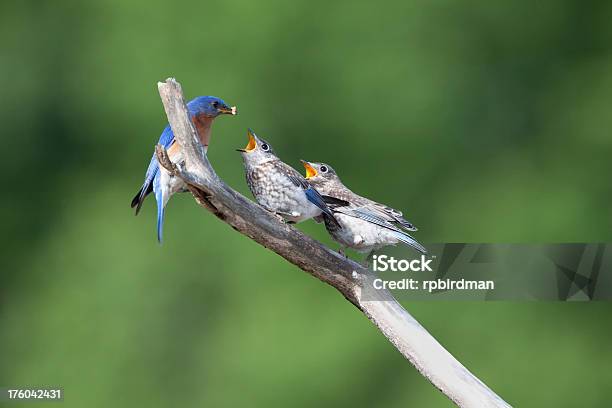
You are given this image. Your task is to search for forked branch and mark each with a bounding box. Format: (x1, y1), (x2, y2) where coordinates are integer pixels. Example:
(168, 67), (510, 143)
(155, 78), (511, 408)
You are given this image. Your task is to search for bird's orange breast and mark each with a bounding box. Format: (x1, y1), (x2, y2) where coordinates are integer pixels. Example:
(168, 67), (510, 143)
(192, 114), (213, 147)
(167, 141), (181, 159)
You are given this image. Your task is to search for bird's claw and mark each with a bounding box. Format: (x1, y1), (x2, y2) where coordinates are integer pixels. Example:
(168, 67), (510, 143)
(273, 212), (288, 223)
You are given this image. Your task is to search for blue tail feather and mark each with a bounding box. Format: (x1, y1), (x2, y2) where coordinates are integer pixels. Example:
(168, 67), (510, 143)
(131, 154), (159, 214)
(153, 174), (165, 244)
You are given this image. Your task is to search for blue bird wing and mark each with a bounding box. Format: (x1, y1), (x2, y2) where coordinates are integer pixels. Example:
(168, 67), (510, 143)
(131, 125), (176, 214)
(304, 187), (335, 219)
(148, 124), (176, 190)
(285, 172), (309, 190)
(280, 165), (341, 228)
(158, 124), (176, 148)
(150, 125), (177, 242)
(285, 172), (328, 213)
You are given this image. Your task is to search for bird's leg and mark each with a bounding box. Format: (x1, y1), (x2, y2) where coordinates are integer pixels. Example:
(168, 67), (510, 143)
(273, 213), (287, 223)
(273, 211), (293, 224)
(338, 246), (348, 259)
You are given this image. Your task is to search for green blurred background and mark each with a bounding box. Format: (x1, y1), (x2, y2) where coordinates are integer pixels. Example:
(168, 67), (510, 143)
(2, 0), (612, 406)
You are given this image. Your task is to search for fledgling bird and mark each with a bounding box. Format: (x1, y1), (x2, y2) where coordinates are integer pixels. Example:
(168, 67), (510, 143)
(301, 161), (426, 256)
(131, 96), (237, 242)
(237, 129), (340, 227)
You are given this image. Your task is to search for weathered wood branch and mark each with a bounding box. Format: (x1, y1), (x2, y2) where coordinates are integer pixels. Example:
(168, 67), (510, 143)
(155, 78), (511, 408)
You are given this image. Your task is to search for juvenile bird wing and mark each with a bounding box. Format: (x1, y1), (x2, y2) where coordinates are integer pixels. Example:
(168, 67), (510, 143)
(322, 188), (404, 230)
(335, 205), (426, 254)
(275, 162), (342, 228)
(348, 193), (417, 232)
(389, 230), (427, 254)
(321, 195), (351, 208)
(365, 203), (417, 231)
(334, 205), (402, 232)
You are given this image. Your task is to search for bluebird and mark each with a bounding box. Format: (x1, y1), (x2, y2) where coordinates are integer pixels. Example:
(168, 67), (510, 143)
(301, 161), (426, 256)
(131, 96), (237, 242)
(237, 129), (340, 227)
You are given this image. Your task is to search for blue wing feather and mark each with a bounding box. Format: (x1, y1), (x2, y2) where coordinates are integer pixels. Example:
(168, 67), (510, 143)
(304, 187), (340, 227)
(131, 123), (180, 214)
(144, 125), (175, 188)
(158, 124), (175, 148)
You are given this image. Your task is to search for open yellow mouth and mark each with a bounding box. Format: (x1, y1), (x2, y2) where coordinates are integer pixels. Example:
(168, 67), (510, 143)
(301, 160), (318, 179)
(244, 129), (257, 152)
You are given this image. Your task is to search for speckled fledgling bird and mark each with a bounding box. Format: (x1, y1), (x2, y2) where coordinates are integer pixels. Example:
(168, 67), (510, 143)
(237, 129), (340, 227)
(131, 96), (237, 242)
(301, 161), (426, 256)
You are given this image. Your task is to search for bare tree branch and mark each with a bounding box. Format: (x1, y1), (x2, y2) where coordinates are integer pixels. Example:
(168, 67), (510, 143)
(155, 78), (511, 408)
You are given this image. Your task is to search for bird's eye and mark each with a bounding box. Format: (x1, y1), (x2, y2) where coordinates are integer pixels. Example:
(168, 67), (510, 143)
(261, 143), (270, 152)
(320, 165), (328, 173)
(212, 101), (219, 109)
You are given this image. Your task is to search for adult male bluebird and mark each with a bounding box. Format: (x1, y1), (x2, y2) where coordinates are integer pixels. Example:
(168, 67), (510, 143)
(301, 161), (426, 256)
(131, 96), (237, 242)
(237, 129), (340, 227)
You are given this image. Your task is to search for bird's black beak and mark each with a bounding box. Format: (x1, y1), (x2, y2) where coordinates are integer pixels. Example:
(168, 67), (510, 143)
(219, 104), (237, 115)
